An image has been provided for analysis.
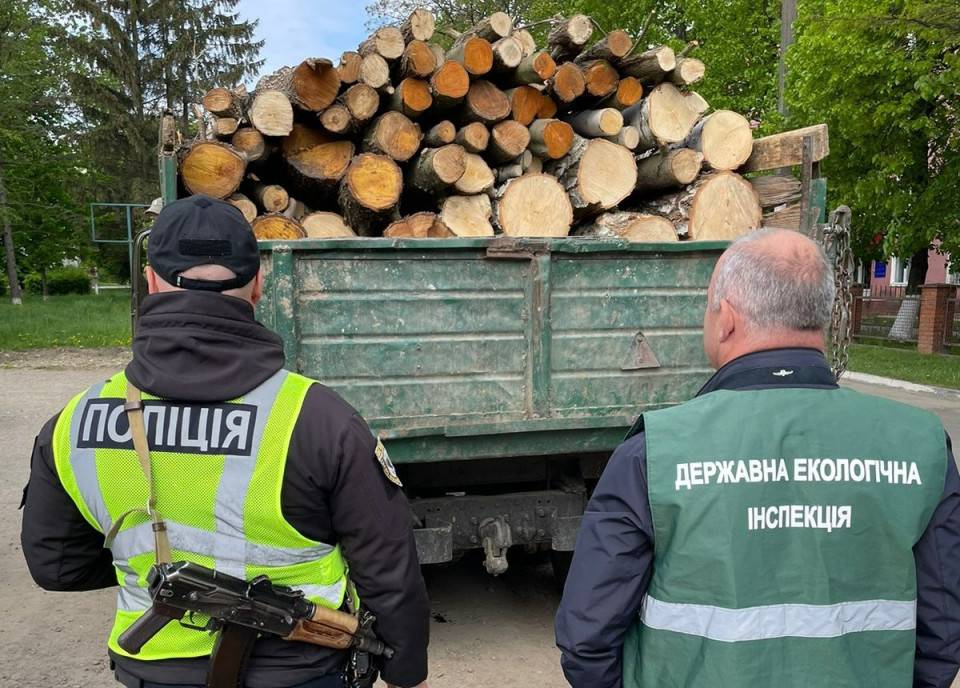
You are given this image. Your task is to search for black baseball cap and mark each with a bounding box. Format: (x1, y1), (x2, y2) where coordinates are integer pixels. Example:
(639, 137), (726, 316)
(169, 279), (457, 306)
(148, 195), (259, 292)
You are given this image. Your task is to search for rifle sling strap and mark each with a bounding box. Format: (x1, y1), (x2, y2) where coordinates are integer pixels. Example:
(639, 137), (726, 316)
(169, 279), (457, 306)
(104, 383), (172, 565)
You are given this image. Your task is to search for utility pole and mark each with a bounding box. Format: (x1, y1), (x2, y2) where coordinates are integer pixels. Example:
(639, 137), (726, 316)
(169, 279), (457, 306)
(778, 0), (797, 117)
(0, 162), (22, 305)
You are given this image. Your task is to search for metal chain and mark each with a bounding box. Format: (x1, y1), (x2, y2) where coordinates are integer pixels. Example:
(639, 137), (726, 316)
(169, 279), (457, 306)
(822, 206), (854, 380)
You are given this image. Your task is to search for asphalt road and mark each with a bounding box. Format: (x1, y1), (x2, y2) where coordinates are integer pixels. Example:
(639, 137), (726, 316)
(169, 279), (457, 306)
(1, 357), (957, 687)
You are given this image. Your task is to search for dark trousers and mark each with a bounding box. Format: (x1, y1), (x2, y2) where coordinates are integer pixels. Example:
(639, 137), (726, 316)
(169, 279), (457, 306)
(114, 666), (344, 688)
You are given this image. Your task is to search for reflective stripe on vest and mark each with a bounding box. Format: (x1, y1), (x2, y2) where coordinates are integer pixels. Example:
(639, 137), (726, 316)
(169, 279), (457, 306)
(623, 386), (947, 688)
(53, 369), (351, 660)
(641, 595), (917, 642)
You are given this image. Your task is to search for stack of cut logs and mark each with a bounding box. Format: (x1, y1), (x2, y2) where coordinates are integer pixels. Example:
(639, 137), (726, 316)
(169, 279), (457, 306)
(182, 9), (829, 241)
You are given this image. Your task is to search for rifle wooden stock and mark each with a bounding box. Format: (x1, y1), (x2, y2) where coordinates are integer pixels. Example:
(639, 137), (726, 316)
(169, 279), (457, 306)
(284, 604), (358, 650)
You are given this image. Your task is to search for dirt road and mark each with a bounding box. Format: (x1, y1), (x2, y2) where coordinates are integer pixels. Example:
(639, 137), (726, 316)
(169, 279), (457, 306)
(1, 353), (957, 687)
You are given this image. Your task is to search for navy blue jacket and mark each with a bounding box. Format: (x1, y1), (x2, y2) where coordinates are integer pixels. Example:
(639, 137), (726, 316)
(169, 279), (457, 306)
(555, 348), (960, 688)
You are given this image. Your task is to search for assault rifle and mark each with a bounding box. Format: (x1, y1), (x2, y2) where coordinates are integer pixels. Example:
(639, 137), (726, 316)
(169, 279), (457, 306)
(118, 561), (392, 688)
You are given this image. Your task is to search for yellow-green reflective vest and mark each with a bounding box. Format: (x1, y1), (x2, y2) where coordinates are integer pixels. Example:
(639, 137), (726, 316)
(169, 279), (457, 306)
(52, 369), (353, 660)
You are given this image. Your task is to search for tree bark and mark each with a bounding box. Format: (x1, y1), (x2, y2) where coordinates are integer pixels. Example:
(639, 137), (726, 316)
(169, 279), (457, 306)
(563, 108), (623, 138)
(338, 154), (403, 235)
(576, 211), (677, 242)
(634, 149), (703, 193)
(0, 163), (22, 304)
(409, 145), (467, 193)
(619, 46), (677, 85)
(528, 119), (574, 159)
(548, 14), (593, 63)
(574, 30), (633, 65)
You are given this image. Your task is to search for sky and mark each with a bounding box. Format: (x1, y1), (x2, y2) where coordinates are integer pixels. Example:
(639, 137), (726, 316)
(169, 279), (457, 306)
(234, 0), (372, 84)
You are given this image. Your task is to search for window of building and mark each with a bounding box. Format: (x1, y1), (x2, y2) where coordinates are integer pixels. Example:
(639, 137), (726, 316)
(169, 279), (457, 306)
(889, 256), (909, 286)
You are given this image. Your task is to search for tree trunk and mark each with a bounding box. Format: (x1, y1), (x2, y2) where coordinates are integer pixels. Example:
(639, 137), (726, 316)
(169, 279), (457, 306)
(338, 154), (403, 235)
(362, 112), (422, 162)
(447, 36), (493, 77)
(740, 124), (829, 172)
(257, 59), (341, 112)
(461, 80), (511, 124)
(249, 90), (294, 137)
(454, 153), (495, 195)
(425, 121), (457, 147)
(284, 140), (355, 201)
(466, 12), (514, 42)
(456, 122), (490, 153)
(597, 77), (643, 110)
(668, 58), (706, 86)
(576, 211), (677, 242)
(548, 14), (594, 63)
(401, 8), (436, 42)
(494, 173), (573, 237)
(440, 195), (495, 236)
(491, 36), (524, 72)
(623, 83), (701, 150)
(302, 212), (357, 238)
(384, 212), (453, 238)
(203, 87), (245, 118)
(487, 120), (530, 163)
(431, 61), (470, 108)
(564, 108), (623, 138)
(359, 26), (405, 61)
(227, 193), (258, 223)
(409, 145), (467, 193)
(606, 125), (640, 150)
(907, 248), (930, 293)
(619, 46), (677, 85)
(337, 51), (363, 85)
(639, 171), (762, 240)
(543, 137), (636, 219)
(246, 178), (290, 212)
(547, 63), (586, 104)
(528, 119), (574, 159)
(389, 78), (433, 119)
(634, 149), (704, 193)
(0, 163), (22, 304)
(501, 51), (556, 86)
(251, 213), (305, 239)
(580, 60), (619, 98)
(232, 128), (270, 162)
(395, 40), (437, 79)
(679, 110), (753, 170)
(574, 30), (633, 65)
(181, 142), (247, 198)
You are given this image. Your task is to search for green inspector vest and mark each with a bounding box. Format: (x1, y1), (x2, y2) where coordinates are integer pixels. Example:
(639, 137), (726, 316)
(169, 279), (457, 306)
(623, 387), (948, 688)
(52, 369), (353, 661)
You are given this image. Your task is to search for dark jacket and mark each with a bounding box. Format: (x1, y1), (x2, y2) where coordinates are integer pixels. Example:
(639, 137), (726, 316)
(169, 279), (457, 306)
(20, 291), (429, 688)
(555, 348), (960, 688)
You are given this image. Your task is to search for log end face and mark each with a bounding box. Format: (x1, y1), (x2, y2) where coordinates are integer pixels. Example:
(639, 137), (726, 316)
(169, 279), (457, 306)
(688, 172), (763, 241)
(181, 142), (246, 199)
(346, 153), (403, 211)
(432, 61), (470, 100)
(292, 59), (341, 111)
(498, 173), (573, 237)
(252, 214), (305, 240)
(577, 139), (637, 210)
(701, 110), (753, 170)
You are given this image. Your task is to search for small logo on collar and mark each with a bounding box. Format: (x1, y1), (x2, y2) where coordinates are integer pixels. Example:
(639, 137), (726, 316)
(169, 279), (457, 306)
(772, 369), (795, 377)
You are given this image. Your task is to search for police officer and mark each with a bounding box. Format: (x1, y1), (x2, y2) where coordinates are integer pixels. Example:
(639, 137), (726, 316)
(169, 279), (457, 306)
(20, 196), (430, 688)
(556, 229), (960, 687)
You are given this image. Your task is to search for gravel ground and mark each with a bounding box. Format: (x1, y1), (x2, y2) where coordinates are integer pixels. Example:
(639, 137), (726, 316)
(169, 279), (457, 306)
(1, 350), (957, 687)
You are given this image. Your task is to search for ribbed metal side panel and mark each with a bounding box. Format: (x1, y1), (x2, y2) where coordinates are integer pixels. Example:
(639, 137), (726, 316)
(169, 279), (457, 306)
(295, 257), (528, 422)
(549, 254), (715, 413)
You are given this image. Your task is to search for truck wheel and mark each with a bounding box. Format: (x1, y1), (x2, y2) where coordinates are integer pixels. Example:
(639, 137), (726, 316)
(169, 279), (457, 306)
(550, 550), (573, 590)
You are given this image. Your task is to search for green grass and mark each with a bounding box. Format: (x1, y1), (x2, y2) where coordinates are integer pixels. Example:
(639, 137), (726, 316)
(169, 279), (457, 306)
(847, 344), (960, 390)
(0, 293), (131, 350)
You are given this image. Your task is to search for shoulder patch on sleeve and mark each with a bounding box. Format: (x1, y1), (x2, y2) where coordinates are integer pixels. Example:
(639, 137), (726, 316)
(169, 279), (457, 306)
(375, 439), (402, 487)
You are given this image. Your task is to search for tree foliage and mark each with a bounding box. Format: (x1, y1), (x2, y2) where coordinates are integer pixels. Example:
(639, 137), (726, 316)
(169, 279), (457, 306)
(0, 0), (91, 301)
(789, 0), (960, 269)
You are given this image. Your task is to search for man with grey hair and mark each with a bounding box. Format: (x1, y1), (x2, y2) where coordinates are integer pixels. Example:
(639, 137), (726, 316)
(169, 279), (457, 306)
(556, 229), (960, 688)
